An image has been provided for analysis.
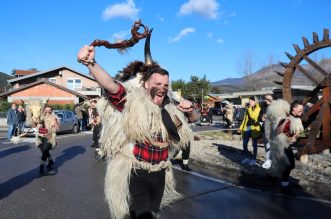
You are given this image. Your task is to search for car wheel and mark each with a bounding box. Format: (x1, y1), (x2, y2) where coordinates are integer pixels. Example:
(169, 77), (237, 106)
(72, 124), (79, 133)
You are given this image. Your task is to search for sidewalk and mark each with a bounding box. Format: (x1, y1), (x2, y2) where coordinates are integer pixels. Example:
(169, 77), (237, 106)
(189, 130), (331, 199)
(0, 126), (7, 140)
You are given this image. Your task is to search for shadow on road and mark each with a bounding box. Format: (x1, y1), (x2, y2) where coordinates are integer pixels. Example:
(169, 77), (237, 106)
(212, 142), (329, 201)
(0, 145), (31, 159)
(0, 145), (86, 200)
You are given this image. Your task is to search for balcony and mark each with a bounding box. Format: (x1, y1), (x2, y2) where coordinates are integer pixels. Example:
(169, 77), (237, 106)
(75, 86), (102, 97)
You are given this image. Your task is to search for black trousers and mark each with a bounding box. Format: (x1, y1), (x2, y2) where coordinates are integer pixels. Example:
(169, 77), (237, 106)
(182, 142), (191, 160)
(282, 147), (295, 182)
(39, 137), (52, 162)
(129, 169), (166, 218)
(93, 124), (102, 146)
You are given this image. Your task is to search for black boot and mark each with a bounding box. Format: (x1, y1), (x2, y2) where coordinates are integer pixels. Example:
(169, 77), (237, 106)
(46, 160), (54, 170)
(39, 165), (45, 175)
(180, 163), (192, 171)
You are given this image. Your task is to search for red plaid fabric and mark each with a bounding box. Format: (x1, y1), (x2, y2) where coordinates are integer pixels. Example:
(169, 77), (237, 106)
(38, 128), (48, 134)
(106, 82), (168, 165)
(133, 141), (168, 165)
(106, 82), (127, 112)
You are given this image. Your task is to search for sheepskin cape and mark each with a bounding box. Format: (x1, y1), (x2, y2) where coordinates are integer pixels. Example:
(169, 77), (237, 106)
(35, 113), (58, 148)
(97, 75), (193, 219)
(264, 99), (304, 177)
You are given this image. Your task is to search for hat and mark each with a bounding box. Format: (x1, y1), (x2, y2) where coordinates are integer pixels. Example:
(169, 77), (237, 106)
(249, 96), (255, 101)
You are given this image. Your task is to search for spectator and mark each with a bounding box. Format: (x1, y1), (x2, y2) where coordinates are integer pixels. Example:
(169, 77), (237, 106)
(81, 105), (89, 131)
(239, 96), (261, 166)
(17, 104), (26, 135)
(74, 103), (84, 131)
(6, 103), (18, 140)
(259, 94), (274, 169)
(207, 103), (213, 124)
(89, 99), (101, 148)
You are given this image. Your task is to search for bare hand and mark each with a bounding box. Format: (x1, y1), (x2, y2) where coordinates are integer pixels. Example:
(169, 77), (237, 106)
(77, 45), (95, 65)
(177, 100), (193, 113)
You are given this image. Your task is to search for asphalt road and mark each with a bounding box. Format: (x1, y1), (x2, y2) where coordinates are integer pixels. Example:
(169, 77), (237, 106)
(0, 132), (330, 219)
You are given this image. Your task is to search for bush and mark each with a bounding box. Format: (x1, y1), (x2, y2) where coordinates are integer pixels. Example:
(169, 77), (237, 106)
(0, 100), (11, 112)
(50, 104), (74, 111)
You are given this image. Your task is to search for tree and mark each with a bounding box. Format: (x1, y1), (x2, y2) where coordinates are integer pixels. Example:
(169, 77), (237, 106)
(237, 50), (258, 91)
(186, 75), (211, 99)
(171, 75), (211, 99)
(171, 79), (186, 93)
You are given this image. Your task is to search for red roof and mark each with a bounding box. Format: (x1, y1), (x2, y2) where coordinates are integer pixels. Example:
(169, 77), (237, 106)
(15, 70), (38, 76)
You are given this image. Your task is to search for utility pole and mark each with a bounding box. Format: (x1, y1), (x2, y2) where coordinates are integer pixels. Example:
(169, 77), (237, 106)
(201, 89), (203, 104)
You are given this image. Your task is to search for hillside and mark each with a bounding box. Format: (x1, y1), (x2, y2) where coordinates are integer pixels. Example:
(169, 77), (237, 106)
(0, 71), (13, 92)
(212, 59), (331, 91)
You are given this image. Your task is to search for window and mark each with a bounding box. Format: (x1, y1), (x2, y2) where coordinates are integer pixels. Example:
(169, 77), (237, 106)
(65, 111), (73, 119)
(49, 78), (56, 83)
(67, 78), (82, 90)
(55, 112), (64, 119)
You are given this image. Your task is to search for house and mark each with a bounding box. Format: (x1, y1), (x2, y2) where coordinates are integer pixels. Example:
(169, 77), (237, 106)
(0, 79), (88, 104)
(7, 66), (101, 98)
(13, 69), (38, 78)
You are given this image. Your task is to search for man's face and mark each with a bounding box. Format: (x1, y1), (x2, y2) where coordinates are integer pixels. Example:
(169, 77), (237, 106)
(44, 107), (52, 115)
(265, 96), (273, 106)
(144, 73), (169, 106)
(11, 104), (16, 110)
(292, 104), (303, 117)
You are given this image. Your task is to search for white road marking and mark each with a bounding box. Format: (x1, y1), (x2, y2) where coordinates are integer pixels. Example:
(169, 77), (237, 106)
(0, 132), (93, 151)
(173, 165), (331, 205)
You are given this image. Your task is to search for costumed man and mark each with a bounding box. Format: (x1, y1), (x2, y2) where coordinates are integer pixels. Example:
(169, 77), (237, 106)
(77, 23), (199, 218)
(223, 102), (234, 128)
(239, 96), (261, 166)
(264, 100), (304, 195)
(36, 105), (59, 175)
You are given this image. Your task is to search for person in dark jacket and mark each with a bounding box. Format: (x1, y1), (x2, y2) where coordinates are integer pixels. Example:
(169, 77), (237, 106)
(17, 104), (26, 135)
(6, 103), (18, 139)
(74, 104), (84, 131)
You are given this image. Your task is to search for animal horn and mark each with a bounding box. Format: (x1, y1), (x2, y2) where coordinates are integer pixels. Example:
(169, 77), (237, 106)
(144, 28), (154, 66)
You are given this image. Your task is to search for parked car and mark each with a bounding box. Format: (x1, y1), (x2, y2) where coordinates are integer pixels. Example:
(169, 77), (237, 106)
(23, 110), (79, 136)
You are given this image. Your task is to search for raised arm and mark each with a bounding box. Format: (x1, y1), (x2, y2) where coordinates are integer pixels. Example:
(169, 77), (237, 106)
(77, 45), (119, 93)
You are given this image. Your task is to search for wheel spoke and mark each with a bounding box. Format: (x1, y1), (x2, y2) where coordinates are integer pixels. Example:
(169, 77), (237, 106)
(295, 64), (320, 85)
(302, 55), (328, 77)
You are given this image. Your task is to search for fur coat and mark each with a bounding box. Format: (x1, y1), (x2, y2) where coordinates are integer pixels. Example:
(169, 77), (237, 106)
(97, 74), (193, 219)
(264, 99), (304, 177)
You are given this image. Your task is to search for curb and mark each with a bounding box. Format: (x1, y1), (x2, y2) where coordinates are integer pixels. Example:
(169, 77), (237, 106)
(189, 157), (331, 197)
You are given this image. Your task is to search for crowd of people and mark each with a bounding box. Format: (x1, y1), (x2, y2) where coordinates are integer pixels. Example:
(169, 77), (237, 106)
(4, 26), (307, 219)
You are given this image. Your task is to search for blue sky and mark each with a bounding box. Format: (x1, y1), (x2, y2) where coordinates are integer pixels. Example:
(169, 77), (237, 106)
(1, 0), (331, 82)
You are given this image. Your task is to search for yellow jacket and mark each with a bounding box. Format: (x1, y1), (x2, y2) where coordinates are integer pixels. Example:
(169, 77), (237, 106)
(239, 104), (261, 138)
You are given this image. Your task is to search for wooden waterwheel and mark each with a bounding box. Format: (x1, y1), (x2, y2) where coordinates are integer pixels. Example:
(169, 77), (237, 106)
(275, 29), (331, 156)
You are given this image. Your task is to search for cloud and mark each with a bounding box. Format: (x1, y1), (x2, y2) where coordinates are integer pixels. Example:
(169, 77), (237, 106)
(207, 32), (213, 38)
(216, 38), (224, 44)
(102, 0), (139, 20)
(178, 0), (220, 19)
(169, 27), (196, 43)
(112, 30), (130, 40)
